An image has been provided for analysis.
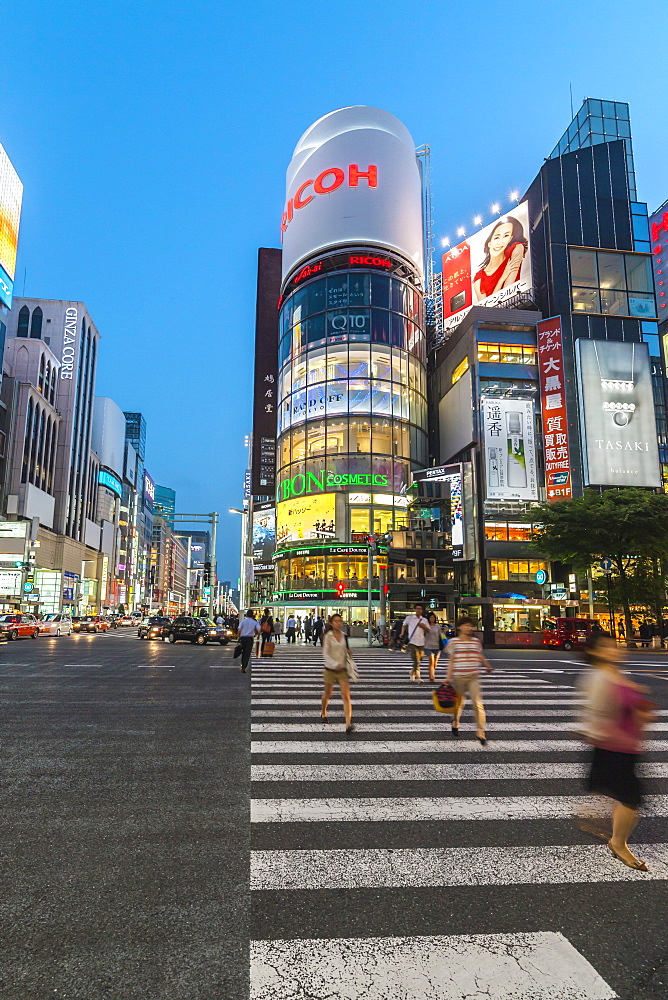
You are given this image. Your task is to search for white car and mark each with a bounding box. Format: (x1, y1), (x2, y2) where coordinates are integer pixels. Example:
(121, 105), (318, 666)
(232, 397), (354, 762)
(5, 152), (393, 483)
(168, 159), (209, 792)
(39, 613), (73, 637)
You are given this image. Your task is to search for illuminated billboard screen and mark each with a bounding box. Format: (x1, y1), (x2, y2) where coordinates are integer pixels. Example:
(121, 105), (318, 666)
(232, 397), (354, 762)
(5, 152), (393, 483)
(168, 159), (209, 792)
(0, 144), (23, 309)
(482, 398), (538, 501)
(441, 201), (532, 335)
(576, 339), (661, 487)
(252, 503), (276, 572)
(276, 493), (336, 545)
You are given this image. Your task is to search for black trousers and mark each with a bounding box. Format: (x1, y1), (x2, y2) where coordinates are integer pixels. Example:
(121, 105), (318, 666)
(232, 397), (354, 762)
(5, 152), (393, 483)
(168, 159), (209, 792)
(240, 636), (254, 670)
(286, 627), (296, 643)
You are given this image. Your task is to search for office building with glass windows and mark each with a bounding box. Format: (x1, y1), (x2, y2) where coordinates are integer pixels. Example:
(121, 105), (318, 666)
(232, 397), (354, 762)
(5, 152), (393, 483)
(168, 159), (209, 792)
(430, 97), (663, 643)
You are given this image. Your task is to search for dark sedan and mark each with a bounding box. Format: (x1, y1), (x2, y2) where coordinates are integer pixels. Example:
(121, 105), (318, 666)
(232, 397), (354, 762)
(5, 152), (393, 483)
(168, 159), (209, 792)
(138, 616), (172, 640)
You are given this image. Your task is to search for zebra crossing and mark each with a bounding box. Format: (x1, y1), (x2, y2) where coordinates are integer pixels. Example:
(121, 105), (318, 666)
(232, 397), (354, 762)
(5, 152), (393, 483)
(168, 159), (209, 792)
(249, 645), (668, 999)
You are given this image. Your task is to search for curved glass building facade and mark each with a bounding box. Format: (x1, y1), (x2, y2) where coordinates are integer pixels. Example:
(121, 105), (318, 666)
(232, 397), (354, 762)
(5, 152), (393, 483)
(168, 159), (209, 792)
(272, 105), (426, 615)
(274, 248), (427, 606)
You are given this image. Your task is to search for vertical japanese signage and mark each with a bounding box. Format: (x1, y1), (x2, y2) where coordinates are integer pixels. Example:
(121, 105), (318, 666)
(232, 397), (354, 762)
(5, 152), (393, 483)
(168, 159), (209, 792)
(537, 317), (572, 501)
(650, 204), (667, 321)
(481, 398), (538, 501)
(251, 247), (282, 495)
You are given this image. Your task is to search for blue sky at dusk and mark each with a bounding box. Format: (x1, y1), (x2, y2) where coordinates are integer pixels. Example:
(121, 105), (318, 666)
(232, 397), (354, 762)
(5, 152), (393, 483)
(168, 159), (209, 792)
(4, 0), (667, 581)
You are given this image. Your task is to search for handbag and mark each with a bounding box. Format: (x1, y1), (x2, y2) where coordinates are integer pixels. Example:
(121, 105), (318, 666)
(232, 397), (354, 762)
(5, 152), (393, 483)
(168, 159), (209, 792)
(432, 682), (459, 714)
(233, 643), (242, 659)
(343, 634), (358, 681)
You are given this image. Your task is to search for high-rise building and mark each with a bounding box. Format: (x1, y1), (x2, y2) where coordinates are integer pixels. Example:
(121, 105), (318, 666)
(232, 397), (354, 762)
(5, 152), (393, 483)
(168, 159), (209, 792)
(270, 106), (427, 621)
(430, 97), (662, 641)
(154, 485), (175, 526)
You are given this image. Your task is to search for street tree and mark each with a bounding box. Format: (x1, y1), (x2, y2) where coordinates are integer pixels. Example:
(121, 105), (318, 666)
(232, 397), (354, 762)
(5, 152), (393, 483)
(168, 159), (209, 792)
(531, 488), (668, 642)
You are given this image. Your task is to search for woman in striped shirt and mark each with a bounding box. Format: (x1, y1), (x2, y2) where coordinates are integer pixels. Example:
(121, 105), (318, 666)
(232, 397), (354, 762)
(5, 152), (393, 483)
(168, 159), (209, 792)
(446, 617), (493, 745)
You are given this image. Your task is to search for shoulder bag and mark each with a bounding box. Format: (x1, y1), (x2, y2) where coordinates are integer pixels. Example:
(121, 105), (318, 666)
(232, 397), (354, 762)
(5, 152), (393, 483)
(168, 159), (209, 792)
(344, 634), (359, 682)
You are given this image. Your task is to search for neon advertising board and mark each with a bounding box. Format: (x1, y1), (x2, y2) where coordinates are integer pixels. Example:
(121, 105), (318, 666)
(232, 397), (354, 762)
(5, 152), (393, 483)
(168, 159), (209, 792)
(537, 317), (573, 501)
(98, 469), (122, 497)
(650, 205), (667, 320)
(0, 144), (23, 309)
(276, 493), (336, 545)
(252, 502), (276, 572)
(481, 398), (538, 502)
(441, 201), (533, 336)
(281, 106), (424, 281)
(278, 468), (389, 501)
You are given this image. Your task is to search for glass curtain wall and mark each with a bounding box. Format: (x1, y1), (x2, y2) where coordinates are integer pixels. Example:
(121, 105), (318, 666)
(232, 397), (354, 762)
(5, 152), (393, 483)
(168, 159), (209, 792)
(277, 266), (427, 537)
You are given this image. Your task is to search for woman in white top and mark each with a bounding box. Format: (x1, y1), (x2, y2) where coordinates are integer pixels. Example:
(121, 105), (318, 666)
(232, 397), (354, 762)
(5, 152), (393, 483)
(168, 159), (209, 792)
(321, 613), (355, 733)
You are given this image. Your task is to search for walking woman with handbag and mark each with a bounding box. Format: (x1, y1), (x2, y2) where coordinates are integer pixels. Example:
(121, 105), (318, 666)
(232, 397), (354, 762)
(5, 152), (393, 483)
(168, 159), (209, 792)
(578, 631), (655, 871)
(424, 611), (445, 683)
(446, 617), (493, 744)
(321, 613), (355, 734)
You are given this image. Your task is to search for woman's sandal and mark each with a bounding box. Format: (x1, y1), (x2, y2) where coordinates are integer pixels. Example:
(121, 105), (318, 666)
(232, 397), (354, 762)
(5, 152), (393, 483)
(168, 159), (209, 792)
(608, 840), (649, 872)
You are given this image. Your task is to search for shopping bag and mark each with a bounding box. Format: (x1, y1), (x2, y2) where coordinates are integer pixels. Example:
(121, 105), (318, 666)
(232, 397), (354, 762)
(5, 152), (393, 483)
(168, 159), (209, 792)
(261, 641), (275, 657)
(432, 682), (459, 714)
(346, 654), (359, 682)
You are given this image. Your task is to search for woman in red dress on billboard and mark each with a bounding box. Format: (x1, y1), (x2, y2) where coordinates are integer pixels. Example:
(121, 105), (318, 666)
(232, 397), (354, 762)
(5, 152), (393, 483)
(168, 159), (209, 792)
(473, 216), (528, 302)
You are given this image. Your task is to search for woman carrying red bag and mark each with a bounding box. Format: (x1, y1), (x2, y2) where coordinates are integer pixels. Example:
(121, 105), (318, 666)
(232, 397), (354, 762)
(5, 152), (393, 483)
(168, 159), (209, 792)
(446, 617), (493, 745)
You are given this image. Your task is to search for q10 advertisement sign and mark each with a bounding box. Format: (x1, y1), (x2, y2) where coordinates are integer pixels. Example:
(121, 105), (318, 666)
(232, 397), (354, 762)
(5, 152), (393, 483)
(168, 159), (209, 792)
(0, 144), (23, 309)
(441, 200), (533, 336)
(281, 106), (424, 281)
(576, 339), (661, 487)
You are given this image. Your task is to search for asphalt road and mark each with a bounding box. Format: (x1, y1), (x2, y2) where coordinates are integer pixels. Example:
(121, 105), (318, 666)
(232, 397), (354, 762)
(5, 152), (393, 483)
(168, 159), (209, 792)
(1, 628), (249, 1000)
(3, 634), (668, 998)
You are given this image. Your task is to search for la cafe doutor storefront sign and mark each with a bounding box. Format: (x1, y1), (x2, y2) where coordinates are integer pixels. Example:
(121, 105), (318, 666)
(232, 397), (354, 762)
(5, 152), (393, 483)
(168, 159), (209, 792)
(278, 469), (389, 501)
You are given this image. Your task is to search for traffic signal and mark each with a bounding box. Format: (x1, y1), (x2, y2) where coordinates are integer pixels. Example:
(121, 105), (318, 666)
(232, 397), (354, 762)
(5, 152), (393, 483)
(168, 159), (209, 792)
(335, 581), (345, 598)
(203, 561), (211, 587)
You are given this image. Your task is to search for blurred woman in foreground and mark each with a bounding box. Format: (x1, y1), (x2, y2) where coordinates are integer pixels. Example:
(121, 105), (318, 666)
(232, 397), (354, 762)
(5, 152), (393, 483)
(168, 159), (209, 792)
(579, 632), (655, 871)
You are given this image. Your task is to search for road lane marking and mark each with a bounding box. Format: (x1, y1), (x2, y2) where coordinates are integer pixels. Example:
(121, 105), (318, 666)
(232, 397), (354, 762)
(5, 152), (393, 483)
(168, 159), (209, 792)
(250, 932), (617, 999)
(251, 738), (668, 754)
(252, 721), (668, 733)
(251, 842), (668, 889)
(250, 761), (668, 781)
(250, 793), (668, 823)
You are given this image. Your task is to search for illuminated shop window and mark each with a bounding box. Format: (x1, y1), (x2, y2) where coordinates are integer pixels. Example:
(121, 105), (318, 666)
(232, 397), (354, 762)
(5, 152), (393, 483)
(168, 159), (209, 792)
(451, 357), (470, 385)
(570, 248), (656, 317)
(488, 559), (548, 580)
(484, 522), (534, 541)
(478, 343), (537, 365)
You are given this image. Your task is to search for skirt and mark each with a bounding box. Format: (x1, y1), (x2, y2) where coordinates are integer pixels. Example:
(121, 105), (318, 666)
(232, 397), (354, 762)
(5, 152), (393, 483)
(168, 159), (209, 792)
(586, 746), (644, 809)
(323, 667), (349, 686)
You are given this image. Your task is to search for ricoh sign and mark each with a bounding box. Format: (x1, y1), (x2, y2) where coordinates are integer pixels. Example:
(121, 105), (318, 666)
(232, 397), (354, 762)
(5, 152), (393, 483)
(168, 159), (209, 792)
(60, 307), (77, 379)
(281, 106), (424, 281)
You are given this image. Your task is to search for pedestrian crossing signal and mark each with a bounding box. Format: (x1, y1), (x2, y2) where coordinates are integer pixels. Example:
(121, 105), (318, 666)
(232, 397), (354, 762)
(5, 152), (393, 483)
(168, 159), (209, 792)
(336, 582), (345, 597)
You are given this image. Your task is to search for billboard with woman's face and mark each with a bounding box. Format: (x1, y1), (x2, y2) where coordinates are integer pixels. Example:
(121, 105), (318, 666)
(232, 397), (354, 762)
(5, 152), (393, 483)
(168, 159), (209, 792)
(441, 201), (532, 334)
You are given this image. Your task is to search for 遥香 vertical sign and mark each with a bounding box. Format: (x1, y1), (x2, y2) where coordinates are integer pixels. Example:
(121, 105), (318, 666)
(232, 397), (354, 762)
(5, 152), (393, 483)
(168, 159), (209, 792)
(537, 316), (572, 501)
(481, 397), (538, 501)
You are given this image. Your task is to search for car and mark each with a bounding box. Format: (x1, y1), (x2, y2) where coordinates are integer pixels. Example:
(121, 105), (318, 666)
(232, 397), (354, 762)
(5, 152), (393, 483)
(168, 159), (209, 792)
(73, 616), (105, 634)
(167, 616), (221, 645)
(138, 616), (172, 640)
(209, 622), (234, 645)
(0, 613), (40, 640)
(120, 616), (135, 627)
(105, 616), (119, 628)
(39, 613), (73, 637)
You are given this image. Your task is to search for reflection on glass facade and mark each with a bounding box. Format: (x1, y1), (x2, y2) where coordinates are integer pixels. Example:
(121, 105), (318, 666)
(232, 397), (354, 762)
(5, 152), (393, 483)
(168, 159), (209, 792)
(549, 98), (637, 201)
(276, 262), (427, 538)
(569, 248), (656, 317)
